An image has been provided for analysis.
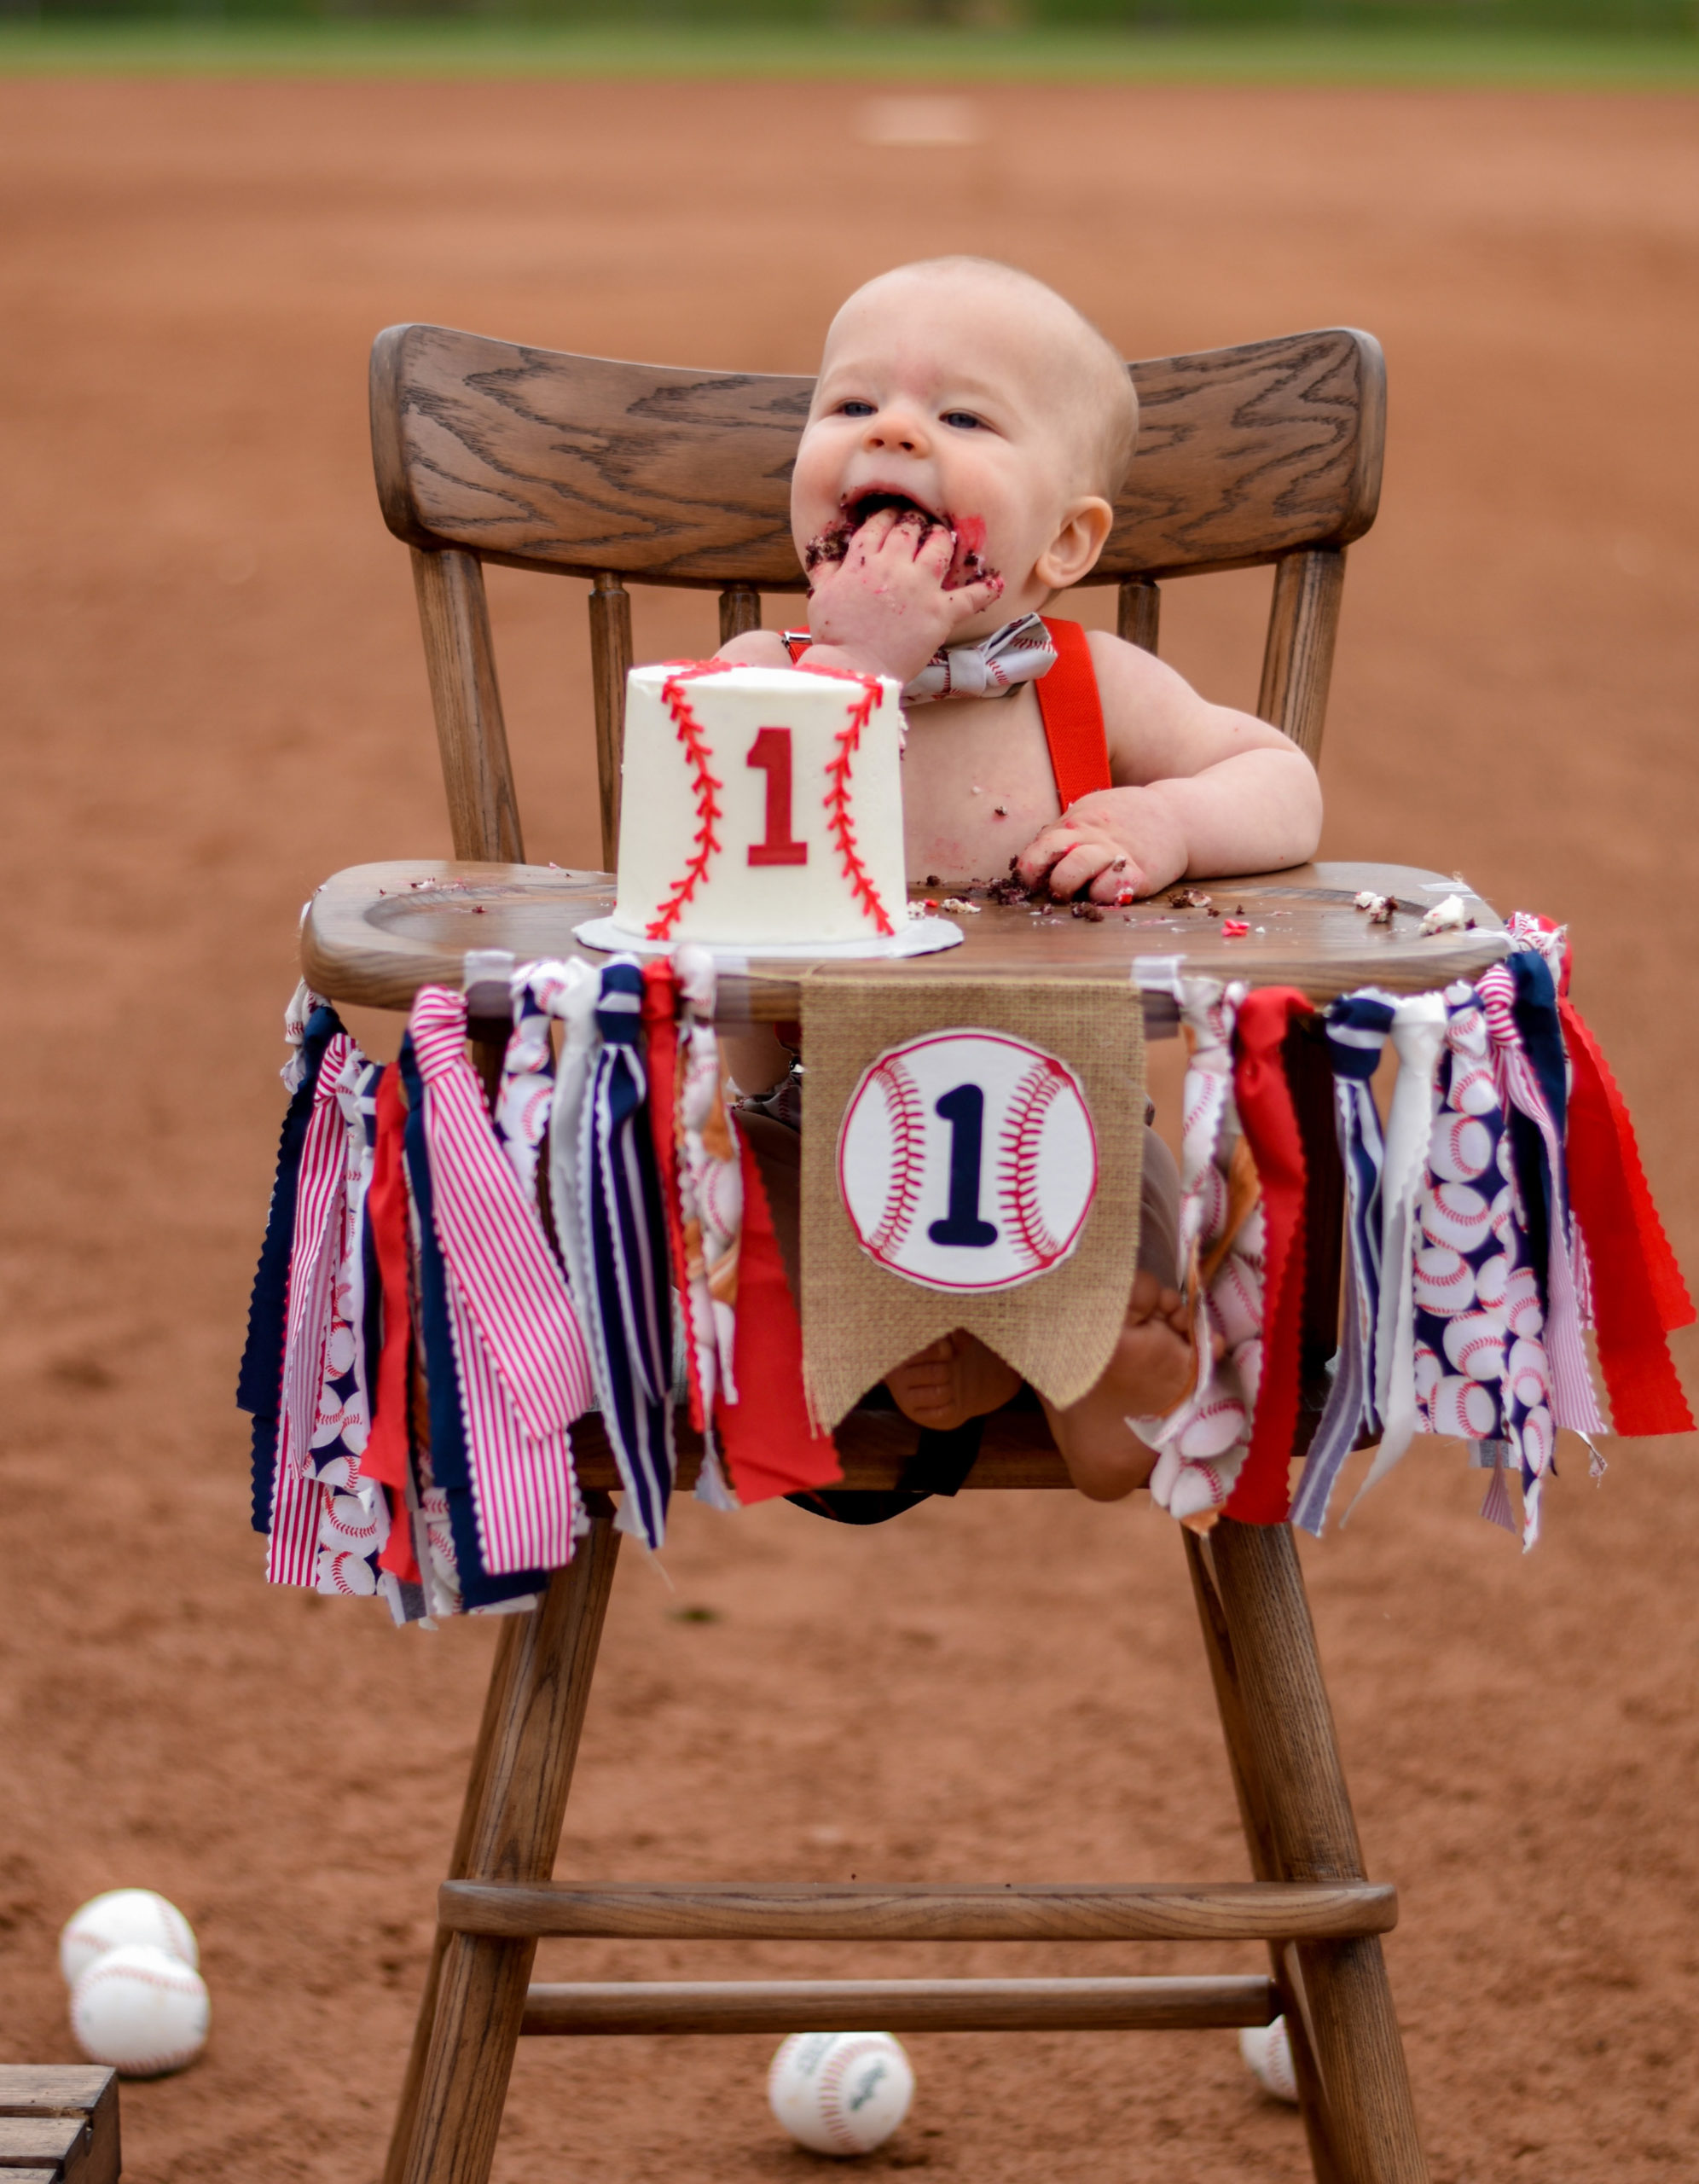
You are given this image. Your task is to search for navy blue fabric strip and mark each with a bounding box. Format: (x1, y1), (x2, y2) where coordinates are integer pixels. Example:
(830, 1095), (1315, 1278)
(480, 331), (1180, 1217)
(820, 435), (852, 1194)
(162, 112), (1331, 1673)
(399, 1032), (544, 1611)
(237, 1003), (344, 1535)
(1509, 952), (1568, 1310)
(587, 961), (675, 1548)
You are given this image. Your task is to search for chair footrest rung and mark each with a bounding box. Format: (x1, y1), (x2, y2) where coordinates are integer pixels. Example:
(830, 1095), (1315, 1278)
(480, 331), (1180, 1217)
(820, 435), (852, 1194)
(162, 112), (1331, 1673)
(444, 1878), (1395, 1943)
(520, 1974), (1279, 2036)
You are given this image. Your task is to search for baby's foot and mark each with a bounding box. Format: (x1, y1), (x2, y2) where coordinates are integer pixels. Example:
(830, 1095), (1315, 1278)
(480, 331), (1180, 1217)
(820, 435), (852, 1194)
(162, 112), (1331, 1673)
(1042, 1271), (1197, 1502)
(884, 1332), (1023, 1435)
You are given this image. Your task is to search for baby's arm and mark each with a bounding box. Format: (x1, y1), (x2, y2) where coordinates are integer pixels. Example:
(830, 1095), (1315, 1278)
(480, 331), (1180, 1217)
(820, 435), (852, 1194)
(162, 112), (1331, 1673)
(1017, 630), (1321, 902)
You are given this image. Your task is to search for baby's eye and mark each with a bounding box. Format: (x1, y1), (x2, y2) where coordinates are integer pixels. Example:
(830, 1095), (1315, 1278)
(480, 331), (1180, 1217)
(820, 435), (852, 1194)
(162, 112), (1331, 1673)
(837, 400), (876, 417)
(942, 410), (985, 431)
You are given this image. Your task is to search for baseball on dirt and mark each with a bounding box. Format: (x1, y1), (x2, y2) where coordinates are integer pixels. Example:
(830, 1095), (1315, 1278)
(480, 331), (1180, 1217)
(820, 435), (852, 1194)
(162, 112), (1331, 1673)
(70, 1943), (210, 2077)
(768, 2031), (915, 2156)
(60, 1888), (198, 1988)
(1239, 2014), (1300, 2103)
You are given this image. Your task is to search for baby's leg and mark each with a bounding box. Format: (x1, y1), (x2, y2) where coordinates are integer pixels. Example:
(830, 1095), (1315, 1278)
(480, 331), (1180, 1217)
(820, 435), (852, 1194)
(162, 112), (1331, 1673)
(1043, 1129), (1193, 1501)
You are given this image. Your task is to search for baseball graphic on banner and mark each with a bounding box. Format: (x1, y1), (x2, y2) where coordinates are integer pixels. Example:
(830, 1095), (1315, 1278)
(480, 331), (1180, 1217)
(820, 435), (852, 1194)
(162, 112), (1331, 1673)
(838, 1031), (1098, 1292)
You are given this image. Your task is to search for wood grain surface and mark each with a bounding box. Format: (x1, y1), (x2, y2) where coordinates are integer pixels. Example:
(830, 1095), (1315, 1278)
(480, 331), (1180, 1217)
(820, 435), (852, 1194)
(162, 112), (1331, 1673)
(0, 2071), (117, 2184)
(1209, 1520), (1429, 2183)
(0, 2119), (86, 2173)
(302, 858), (1505, 1019)
(518, 1975), (1278, 2037)
(371, 322), (1383, 588)
(401, 1513), (622, 2184)
(438, 1879), (1397, 1944)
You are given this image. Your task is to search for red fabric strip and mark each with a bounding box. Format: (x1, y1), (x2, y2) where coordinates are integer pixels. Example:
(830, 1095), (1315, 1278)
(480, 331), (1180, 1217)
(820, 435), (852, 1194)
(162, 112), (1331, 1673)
(365, 1066), (420, 1583)
(1035, 618), (1113, 811)
(641, 958), (706, 1431)
(714, 1136), (842, 1503)
(1559, 996), (1694, 1435)
(1226, 989), (1314, 1523)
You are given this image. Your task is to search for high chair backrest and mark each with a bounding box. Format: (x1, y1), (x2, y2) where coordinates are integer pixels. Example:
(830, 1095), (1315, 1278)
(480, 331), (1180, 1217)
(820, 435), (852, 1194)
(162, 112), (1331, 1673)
(371, 322), (1384, 869)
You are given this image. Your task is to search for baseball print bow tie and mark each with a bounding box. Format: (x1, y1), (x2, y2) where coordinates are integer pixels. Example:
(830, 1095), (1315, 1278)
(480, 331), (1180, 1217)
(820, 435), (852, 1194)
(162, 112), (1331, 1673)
(900, 611), (1058, 705)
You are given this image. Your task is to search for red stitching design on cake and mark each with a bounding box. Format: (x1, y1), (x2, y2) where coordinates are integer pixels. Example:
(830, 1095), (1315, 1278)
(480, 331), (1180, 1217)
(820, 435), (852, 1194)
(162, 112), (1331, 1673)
(821, 675), (896, 938)
(646, 661), (734, 941)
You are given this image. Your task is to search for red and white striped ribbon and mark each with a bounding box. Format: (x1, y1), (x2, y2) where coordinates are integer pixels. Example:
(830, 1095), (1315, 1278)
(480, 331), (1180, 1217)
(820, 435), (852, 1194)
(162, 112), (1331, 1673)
(411, 985), (594, 1575)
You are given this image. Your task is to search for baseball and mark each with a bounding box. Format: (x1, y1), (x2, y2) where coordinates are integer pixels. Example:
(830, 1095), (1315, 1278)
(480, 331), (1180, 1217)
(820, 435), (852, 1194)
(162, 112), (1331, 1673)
(318, 1548), (377, 1597)
(1507, 1337), (1551, 1411)
(1429, 1374), (1499, 1441)
(1446, 1062), (1498, 1118)
(70, 1943), (209, 2077)
(1505, 1266), (1543, 1339)
(1209, 1253), (1262, 1347)
(1420, 1182), (1491, 1255)
(1519, 1403), (1555, 1472)
(321, 1491), (381, 1556)
(1239, 2015), (1299, 2104)
(1412, 1244), (1473, 1317)
(1443, 1312), (1505, 1384)
(1429, 1112), (1493, 1184)
(768, 2031), (915, 2157)
(1174, 1388), (1249, 1461)
(1474, 1253), (1510, 1310)
(60, 1889), (198, 1989)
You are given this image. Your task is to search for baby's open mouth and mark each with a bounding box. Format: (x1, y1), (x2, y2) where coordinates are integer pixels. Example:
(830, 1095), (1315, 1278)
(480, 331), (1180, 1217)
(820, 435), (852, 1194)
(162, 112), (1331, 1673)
(804, 491), (995, 593)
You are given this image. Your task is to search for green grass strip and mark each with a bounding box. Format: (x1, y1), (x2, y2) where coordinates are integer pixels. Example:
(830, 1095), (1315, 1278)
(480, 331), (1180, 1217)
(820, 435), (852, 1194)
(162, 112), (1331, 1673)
(1, 21), (1696, 87)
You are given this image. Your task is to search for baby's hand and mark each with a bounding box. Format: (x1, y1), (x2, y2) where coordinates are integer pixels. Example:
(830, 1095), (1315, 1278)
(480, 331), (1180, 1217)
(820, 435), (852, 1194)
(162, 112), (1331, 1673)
(1016, 787), (1189, 903)
(804, 508), (1003, 685)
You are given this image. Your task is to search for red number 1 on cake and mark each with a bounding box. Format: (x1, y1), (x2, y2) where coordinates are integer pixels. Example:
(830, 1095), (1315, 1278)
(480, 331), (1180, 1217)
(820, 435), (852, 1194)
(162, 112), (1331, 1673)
(745, 727), (809, 867)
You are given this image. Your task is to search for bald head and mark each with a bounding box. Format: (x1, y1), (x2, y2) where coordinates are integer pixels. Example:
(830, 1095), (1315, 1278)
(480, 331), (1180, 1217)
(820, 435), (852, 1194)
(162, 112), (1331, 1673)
(823, 258), (1138, 502)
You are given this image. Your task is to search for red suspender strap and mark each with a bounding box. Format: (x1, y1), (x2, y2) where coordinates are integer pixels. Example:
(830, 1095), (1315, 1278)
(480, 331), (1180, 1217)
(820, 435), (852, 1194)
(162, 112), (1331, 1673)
(1035, 618), (1113, 811)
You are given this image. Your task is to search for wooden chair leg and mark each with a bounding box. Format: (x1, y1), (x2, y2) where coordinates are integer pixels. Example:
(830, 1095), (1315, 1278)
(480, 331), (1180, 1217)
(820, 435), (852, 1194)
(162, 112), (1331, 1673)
(384, 1611), (530, 2184)
(400, 1499), (623, 2184)
(1208, 1519), (1428, 2184)
(1186, 1531), (1346, 2184)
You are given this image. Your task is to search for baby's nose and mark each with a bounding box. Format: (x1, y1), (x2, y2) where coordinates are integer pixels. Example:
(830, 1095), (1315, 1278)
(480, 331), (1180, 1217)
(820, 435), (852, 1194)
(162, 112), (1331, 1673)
(864, 409), (929, 456)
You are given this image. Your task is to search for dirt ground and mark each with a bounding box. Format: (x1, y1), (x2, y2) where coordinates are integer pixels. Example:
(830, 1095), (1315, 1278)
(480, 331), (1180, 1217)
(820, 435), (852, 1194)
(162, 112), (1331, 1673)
(2, 68), (1697, 2184)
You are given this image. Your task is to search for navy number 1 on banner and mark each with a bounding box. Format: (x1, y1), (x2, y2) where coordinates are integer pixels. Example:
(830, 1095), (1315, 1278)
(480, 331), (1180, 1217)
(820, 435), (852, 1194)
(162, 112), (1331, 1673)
(928, 1083), (999, 1249)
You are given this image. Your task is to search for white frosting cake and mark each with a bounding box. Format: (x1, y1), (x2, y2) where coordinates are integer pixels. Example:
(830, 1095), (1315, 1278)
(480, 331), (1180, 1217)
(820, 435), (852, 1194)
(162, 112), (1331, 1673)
(610, 661), (908, 948)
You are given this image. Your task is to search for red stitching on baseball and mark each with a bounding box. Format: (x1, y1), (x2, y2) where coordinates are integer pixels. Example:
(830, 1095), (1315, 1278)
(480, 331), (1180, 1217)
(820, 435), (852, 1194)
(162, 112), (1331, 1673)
(866, 1057), (925, 1256)
(998, 1060), (1070, 1267)
(815, 2036), (887, 2154)
(646, 661), (734, 941)
(821, 677), (896, 937)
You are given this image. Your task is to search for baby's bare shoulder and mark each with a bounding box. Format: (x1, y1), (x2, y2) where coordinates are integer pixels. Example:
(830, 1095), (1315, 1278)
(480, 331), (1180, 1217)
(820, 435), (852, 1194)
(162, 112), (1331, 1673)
(715, 630), (793, 668)
(1083, 626), (1291, 781)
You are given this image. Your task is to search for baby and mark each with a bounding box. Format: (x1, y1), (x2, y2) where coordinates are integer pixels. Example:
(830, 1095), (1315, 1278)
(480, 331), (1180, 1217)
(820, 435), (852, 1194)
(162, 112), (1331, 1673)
(716, 257), (1321, 1500)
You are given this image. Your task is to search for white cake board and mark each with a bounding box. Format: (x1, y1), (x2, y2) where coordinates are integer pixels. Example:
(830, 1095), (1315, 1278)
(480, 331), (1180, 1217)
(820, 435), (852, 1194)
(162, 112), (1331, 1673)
(572, 915), (966, 963)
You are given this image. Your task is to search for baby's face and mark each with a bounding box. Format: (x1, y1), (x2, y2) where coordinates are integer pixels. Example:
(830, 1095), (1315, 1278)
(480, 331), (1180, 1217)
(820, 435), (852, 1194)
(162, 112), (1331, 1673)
(792, 272), (1103, 636)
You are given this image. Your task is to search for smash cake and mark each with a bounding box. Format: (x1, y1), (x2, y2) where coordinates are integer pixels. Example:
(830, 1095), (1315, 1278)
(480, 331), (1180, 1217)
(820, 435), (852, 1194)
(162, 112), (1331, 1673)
(583, 659), (960, 959)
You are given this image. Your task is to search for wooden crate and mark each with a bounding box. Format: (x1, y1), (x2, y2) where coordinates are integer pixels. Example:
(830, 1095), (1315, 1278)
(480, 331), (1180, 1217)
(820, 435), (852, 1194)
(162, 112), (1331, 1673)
(0, 2069), (119, 2184)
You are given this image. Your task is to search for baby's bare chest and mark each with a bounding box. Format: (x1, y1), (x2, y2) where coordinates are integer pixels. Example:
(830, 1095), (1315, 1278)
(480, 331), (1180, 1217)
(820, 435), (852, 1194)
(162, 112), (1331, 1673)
(900, 690), (1063, 885)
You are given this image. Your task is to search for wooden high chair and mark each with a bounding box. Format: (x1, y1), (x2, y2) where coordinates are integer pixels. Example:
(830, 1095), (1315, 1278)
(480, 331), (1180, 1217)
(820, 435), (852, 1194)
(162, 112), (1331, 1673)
(328, 319), (1470, 2184)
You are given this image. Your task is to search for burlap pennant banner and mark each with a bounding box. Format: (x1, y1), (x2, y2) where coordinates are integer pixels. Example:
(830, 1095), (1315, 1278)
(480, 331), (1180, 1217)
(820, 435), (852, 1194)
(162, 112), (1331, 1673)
(799, 971), (1145, 1429)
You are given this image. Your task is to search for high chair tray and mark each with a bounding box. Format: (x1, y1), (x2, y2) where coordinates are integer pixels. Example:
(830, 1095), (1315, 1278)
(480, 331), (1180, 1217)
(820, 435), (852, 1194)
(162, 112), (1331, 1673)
(303, 857), (1505, 1025)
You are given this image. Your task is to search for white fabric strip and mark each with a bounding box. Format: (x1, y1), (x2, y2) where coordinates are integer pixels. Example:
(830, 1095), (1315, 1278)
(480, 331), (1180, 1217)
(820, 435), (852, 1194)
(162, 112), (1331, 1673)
(1352, 991), (1448, 1510)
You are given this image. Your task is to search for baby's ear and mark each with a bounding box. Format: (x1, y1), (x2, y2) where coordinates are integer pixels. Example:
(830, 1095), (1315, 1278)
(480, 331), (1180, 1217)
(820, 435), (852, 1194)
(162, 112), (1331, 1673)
(1035, 497), (1116, 591)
